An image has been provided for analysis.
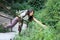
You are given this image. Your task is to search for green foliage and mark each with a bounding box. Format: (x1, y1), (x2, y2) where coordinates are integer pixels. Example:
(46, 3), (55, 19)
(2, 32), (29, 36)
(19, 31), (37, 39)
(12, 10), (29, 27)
(55, 21), (60, 33)
(56, 33), (60, 40)
(0, 0), (46, 17)
(0, 25), (4, 32)
(11, 2), (33, 17)
(11, 2), (32, 10)
(28, 0), (46, 10)
(43, 27), (56, 40)
(39, 0), (60, 26)
(14, 21), (56, 40)
(0, 25), (9, 33)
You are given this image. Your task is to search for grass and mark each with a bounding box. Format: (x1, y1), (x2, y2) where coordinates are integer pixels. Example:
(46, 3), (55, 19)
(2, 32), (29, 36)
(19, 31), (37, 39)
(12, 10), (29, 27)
(14, 17), (56, 40)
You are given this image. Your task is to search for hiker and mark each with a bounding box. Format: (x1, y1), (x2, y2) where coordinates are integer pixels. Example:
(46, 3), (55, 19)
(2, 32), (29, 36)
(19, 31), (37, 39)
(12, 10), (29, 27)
(4, 9), (34, 33)
(18, 9), (34, 33)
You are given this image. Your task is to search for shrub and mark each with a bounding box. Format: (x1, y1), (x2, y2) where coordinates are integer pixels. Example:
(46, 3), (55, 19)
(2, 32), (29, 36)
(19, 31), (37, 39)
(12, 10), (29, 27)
(39, 0), (60, 26)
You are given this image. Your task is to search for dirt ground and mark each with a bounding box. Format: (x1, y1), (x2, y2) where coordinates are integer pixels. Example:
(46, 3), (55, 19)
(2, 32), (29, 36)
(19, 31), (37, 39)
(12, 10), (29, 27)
(0, 12), (13, 25)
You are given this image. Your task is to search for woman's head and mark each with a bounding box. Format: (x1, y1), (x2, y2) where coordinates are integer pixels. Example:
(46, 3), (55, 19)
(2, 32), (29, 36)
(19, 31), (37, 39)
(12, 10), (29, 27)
(27, 9), (34, 21)
(27, 9), (34, 16)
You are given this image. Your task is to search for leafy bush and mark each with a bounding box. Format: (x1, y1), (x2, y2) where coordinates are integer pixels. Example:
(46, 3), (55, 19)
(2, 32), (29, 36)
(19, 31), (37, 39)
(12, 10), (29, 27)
(39, 0), (60, 26)
(0, 25), (9, 33)
(14, 21), (56, 40)
(11, 2), (32, 10)
(55, 21), (60, 33)
(28, 0), (46, 10)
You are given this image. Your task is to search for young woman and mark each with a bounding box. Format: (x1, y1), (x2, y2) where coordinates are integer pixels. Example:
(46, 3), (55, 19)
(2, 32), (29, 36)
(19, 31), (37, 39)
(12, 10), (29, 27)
(18, 9), (34, 33)
(4, 9), (34, 33)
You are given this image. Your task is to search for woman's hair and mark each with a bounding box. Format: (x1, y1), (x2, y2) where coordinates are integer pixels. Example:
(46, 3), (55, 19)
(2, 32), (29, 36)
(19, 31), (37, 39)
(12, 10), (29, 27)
(26, 9), (34, 21)
(27, 9), (34, 15)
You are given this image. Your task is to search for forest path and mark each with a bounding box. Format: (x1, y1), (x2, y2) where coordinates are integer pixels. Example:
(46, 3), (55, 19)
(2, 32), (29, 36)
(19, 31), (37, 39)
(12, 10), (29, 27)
(0, 12), (18, 40)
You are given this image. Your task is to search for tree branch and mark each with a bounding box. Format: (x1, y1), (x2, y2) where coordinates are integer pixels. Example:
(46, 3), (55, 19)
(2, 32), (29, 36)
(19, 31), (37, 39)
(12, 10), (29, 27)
(0, 2), (13, 15)
(0, 14), (13, 20)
